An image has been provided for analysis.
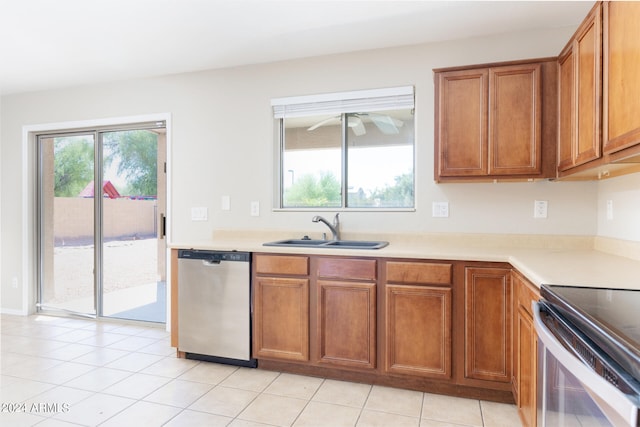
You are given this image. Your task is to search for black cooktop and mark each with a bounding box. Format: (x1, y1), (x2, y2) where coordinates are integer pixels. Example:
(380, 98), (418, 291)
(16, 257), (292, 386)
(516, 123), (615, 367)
(541, 285), (640, 382)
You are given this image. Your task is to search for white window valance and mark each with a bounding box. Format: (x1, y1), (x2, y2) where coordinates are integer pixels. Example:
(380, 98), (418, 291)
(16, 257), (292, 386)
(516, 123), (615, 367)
(271, 86), (414, 119)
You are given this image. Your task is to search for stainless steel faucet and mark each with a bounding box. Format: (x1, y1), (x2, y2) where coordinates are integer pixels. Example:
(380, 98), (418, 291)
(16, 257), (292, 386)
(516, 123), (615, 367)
(312, 213), (340, 241)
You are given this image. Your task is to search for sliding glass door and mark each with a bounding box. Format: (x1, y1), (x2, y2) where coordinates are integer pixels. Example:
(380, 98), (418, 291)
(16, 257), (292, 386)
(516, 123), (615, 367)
(38, 133), (97, 316)
(37, 123), (166, 322)
(100, 129), (166, 322)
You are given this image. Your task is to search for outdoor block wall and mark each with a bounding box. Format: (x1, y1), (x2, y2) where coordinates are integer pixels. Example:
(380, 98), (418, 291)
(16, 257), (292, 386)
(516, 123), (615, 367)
(53, 198), (158, 243)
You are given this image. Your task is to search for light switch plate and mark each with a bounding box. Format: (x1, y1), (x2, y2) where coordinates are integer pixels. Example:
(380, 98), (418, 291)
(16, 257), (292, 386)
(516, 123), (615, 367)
(606, 200), (613, 220)
(191, 207), (208, 221)
(250, 201), (260, 216)
(432, 202), (449, 218)
(221, 195), (230, 211)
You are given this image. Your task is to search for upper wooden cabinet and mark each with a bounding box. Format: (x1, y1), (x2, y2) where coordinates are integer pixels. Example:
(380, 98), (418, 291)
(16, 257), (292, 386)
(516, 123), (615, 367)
(434, 59), (557, 181)
(557, 3), (602, 173)
(603, 1), (640, 159)
(557, 1), (640, 179)
(435, 67), (487, 178)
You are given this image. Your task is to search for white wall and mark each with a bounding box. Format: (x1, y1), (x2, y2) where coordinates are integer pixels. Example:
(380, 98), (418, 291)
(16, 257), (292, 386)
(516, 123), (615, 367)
(597, 173), (640, 241)
(0, 26), (611, 312)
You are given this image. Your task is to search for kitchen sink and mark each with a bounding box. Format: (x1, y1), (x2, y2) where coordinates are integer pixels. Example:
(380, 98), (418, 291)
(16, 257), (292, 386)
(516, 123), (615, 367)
(263, 238), (388, 250)
(323, 240), (388, 249)
(263, 238), (327, 247)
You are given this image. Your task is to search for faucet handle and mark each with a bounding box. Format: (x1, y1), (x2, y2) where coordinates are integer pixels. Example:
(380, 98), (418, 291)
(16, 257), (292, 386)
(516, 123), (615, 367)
(333, 213), (340, 227)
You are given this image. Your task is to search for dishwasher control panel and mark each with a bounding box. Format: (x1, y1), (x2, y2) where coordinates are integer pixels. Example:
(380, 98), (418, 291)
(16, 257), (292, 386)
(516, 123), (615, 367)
(178, 249), (250, 263)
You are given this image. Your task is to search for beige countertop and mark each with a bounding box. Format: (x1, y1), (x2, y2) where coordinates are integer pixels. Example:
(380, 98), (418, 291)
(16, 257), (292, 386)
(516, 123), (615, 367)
(170, 231), (640, 291)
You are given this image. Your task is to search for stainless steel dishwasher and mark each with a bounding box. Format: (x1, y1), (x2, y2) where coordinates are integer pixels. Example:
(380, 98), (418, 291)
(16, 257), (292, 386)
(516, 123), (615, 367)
(177, 249), (256, 367)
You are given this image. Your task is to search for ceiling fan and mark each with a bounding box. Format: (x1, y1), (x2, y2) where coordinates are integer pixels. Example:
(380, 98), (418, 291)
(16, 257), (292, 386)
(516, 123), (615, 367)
(307, 113), (403, 136)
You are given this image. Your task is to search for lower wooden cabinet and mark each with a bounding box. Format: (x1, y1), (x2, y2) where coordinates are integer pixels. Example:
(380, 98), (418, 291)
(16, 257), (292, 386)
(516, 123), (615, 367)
(253, 276), (310, 361)
(384, 260), (453, 379)
(512, 270), (540, 427)
(315, 257), (377, 369)
(385, 284), (451, 379)
(253, 254), (310, 361)
(250, 254), (532, 404)
(317, 280), (376, 369)
(464, 266), (512, 383)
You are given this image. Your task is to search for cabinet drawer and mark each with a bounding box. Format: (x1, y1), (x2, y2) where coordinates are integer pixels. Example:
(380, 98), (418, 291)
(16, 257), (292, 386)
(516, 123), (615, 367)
(317, 258), (376, 281)
(386, 262), (452, 285)
(255, 254), (309, 276)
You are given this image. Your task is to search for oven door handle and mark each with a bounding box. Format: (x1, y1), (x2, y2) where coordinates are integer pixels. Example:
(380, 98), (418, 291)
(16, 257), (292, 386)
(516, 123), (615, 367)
(533, 302), (638, 427)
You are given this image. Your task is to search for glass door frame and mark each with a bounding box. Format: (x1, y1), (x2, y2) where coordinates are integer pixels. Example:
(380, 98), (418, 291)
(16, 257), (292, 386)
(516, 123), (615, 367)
(36, 131), (98, 317)
(36, 121), (166, 319)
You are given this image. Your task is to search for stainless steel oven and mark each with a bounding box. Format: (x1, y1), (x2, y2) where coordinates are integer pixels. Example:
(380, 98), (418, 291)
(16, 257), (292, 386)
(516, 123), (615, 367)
(534, 286), (640, 427)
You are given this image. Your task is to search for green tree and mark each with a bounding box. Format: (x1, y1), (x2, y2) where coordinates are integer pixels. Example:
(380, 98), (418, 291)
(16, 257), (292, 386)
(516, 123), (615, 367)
(372, 172), (414, 207)
(284, 172), (341, 207)
(54, 137), (94, 197)
(103, 130), (158, 196)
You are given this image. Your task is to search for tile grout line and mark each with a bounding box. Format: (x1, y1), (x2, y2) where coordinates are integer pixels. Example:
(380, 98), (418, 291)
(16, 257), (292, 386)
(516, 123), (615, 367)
(230, 369), (283, 425)
(2, 315), (519, 427)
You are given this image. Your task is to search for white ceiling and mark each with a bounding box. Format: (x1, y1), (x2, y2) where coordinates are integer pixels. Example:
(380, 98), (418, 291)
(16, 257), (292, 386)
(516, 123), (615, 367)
(0, 0), (593, 96)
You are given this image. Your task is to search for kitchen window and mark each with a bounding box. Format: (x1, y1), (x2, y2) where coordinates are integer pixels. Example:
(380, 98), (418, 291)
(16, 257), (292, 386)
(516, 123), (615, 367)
(272, 86), (415, 209)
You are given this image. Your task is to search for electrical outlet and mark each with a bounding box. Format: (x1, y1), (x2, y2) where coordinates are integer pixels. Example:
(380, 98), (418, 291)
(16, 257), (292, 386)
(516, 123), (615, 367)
(606, 200), (613, 220)
(534, 200), (548, 219)
(250, 201), (260, 216)
(432, 202), (449, 218)
(190, 207), (208, 221)
(11, 277), (18, 289)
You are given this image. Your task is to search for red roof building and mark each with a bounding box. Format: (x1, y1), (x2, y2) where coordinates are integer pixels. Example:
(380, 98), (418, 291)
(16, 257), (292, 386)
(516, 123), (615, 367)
(78, 181), (121, 199)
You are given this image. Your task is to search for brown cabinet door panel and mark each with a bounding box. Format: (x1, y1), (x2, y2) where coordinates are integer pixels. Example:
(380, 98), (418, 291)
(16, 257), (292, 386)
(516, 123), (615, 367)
(386, 285), (452, 379)
(464, 267), (512, 383)
(317, 280), (376, 369)
(253, 277), (309, 361)
(557, 46), (575, 171)
(575, 4), (602, 166)
(512, 270), (539, 427)
(488, 64), (541, 175)
(517, 306), (537, 427)
(604, 1), (640, 153)
(436, 69), (488, 177)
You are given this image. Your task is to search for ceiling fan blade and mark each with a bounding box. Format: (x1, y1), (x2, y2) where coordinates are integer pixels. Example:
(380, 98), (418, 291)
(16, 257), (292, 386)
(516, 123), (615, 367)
(307, 116), (340, 131)
(368, 114), (402, 134)
(348, 116), (366, 136)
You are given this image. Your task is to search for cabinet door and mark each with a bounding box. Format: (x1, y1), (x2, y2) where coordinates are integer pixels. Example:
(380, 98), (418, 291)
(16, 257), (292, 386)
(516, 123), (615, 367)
(385, 284), (451, 379)
(575, 4), (602, 166)
(488, 64), (541, 175)
(316, 280), (376, 369)
(436, 68), (488, 177)
(517, 306), (537, 427)
(557, 45), (575, 171)
(253, 276), (309, 361)
(464, 267), (512, 383)
(512, 271), (539, 427)
(604, 1), (640, 154)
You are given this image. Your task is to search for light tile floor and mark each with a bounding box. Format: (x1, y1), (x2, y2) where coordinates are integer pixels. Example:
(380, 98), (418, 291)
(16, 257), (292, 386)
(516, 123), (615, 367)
(0, 314), (522, 426)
